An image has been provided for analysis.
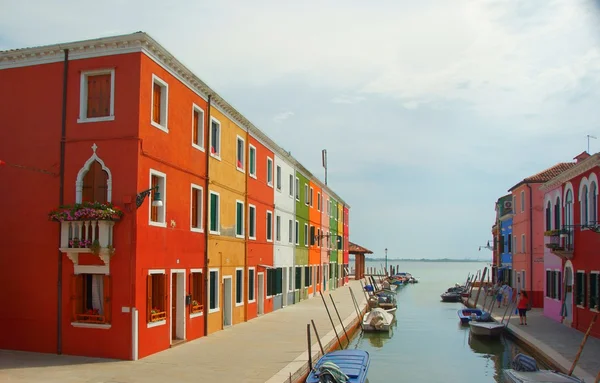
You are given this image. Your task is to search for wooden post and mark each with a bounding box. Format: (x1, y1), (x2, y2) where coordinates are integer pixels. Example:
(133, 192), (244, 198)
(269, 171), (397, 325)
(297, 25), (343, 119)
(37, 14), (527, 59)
(311, 319), (325, 355)
(473, 267), (487, 308)
(594, 368), (600, 383)
(330, 295), (351, 346)
(349, 288), (364, 330)
(319, 291), (343, 349)
(307, 324), (313, 370)
(568, 313), (598, 376)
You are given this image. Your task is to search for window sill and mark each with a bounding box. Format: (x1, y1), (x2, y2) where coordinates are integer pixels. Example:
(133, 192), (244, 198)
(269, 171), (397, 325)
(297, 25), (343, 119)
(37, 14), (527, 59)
(249, 236), (256, 241)
(209, 230), (221, 235)
(210, 153), (221, 161)
(236, 234), (245, 239)
(248, 299), (256, 304)
(208, 308), (220, 314)
(190, 312), (204, 319)
(151, 121), (169, 133)
(71, 322), (111, 329)
(267, 183), (274, 188)
(190, 227), (204, 233)
(147, 320), (166, 328)
(249, 173), (257, 179)
(235, 302), (244, 307)
(236, 167), (245, 174)
(276, 188), (281, 193)
(77, 116), (115, 124)
(149, 221), (167, 228)
(192, 143), (205, 152)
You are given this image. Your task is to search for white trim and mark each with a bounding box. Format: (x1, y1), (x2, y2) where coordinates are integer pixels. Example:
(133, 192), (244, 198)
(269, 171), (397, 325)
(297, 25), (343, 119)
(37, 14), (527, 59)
(236, 135), (245, 173)
(222, 275), (233, 326)
(148, 269), (166, 275)
(150, 74), (169, 132)
(209, 116), (222, 160)
(73, 264), (109, 275)
(190, 268), (204, 318)
(317, 192), (321, 211)
(295, 177), (300, 201)
(248, 204), (257, 240)
(149, 169), (167, 228)
(71, 322), (111, 329)
(75, 143), (113, 203)
(190, 268), (203, 273)
(295, 220), (299, 245)
(276, 165), (282, 191)
(249, 144), (257, 179)
(191, 103), (205, 151)
(248, 267), (256, 303)
(267, 157), (274, 187)
(304, 183), (309, 206)
(209, 191), (220, 235)
(304, 223), (308, 247)
(132, 308), (138, 360)
(190, 184), (204, 233)
(266, 210), (273, 242)
(235, 267), (244, 307)
(147, 320), (166, 328)
(236, 199), (245, 238)
(170, 270), (186, 342)
(309, 187), (314, 207)
(208, 268), (220, 314)
(578, 177), (590, 202)
(78, 68), (115, 123)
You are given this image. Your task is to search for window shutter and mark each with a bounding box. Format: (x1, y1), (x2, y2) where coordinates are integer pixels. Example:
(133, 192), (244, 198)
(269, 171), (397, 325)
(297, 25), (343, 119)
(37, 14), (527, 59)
(87, 74), (111, 118)
(71, 275), (83, 321)
(164, 274), (168, 312)
(146, 275), (152, 322)
(191, 190), (198, 228)
(193, 110), (199, 144)
(103, 275), (112, 323)
(153, 83), (162, 124)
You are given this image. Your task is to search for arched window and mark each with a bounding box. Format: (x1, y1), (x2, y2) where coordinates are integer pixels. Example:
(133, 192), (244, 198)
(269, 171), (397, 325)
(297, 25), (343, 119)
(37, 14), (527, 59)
(82, 160), (108, 204)
(566, 189), (573, 228)
(582, 185), (589, 225)
(554, 197), (561, 229)
(590, 182), (597, 224)
(545, 201), (552, 231)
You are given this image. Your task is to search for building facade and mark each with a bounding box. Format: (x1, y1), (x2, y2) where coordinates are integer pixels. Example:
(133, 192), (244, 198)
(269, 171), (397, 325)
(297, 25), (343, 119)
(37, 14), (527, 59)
(0, 32), (351, 360)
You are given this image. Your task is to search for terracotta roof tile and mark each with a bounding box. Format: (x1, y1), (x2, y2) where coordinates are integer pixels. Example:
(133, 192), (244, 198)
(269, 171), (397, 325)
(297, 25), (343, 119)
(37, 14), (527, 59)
(509, 162), (577, 191)
(348, 242), (373, 254)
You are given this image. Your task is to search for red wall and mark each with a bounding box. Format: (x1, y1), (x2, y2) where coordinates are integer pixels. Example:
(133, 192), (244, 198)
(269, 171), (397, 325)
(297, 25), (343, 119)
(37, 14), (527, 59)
(309, 182), (321, 292)
(135, 55), (208, 358)
(247, 135), (274, 318)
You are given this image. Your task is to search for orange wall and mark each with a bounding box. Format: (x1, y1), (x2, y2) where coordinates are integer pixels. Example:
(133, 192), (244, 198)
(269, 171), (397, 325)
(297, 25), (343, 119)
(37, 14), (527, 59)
(309, 182), (322, 291)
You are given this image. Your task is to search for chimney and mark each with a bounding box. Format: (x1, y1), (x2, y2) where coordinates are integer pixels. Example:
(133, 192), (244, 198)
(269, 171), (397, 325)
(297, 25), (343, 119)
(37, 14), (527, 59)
(573, 151), (591, 163)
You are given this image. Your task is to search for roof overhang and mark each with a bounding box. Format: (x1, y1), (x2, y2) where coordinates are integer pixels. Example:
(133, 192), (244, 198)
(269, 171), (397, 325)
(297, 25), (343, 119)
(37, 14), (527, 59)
(540, 154), (600, 192)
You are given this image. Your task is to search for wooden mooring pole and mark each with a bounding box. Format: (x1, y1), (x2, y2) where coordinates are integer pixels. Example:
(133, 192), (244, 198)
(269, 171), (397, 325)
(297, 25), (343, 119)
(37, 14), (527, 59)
(311, 319), (325, 355)
(349, 288), (364, 330)
(568, 312), (598, 376)
(330, 295), (351, 346)
(319, 291), (343, 349)
(472, 267), (487, 308)
(307, 324), (313, 370)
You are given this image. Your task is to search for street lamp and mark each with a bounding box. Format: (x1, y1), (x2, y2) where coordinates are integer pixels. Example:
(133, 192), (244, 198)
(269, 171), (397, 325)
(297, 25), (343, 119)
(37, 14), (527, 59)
(385, 248), (388, 275)
(135, 185), (163, 209)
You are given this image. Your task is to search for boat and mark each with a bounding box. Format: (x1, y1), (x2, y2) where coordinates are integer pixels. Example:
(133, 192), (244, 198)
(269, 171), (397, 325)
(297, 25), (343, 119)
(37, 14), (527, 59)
(503, 354), (583, 383)
(305, 350), (371, 383)
(362, 308), (394, 332)
(441, 292), (462, 302)
(457, 308), (489, 324)
(385, 307), (397, 316)
(469, 320), (505, 337)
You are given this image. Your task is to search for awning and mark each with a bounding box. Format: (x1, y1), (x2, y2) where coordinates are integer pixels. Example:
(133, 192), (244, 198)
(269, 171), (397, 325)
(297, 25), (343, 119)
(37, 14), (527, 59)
(257, 264), (275, 269)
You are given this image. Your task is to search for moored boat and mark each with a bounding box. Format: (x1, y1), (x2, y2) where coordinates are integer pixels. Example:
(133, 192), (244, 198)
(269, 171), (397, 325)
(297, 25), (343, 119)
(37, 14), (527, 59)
(503, 354), (583, 383)
(306, 350), (371, 383)
(457, 308), (488, 324)
(469, 320), (505, 337)
(441, 292), (462, 302)
(362, 308), (394, 332)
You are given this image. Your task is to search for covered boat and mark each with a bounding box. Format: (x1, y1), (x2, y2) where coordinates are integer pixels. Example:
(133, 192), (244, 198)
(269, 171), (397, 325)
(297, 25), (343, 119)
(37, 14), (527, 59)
(306, 350), (370, 383)
(362, 308), (394, 332)
(503, 354), (584, 383)
(441, 292), (462, 302)
(457, 308), (490, 324)
(469, 320), (505, 337)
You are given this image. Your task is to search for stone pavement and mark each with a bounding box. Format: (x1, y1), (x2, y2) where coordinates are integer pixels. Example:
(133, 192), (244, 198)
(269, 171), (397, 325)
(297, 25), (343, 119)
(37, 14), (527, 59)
(0, 281), (368, 383)
(467, 291), (600, 382)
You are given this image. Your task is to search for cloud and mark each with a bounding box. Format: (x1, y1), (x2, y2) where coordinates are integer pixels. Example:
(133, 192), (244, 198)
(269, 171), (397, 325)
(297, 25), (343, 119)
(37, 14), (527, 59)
(330, 95), (366, 104)
(272, 111), (294, 123)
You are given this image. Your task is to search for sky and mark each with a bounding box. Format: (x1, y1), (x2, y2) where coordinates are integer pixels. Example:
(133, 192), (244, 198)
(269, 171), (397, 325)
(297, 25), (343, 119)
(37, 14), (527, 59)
(2, 0), (600, 259)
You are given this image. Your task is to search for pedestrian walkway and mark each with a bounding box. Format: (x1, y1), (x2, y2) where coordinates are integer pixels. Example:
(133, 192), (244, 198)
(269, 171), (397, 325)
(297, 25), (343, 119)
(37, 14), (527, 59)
(0, 281), (368, 383)
(467, 291), (600, 382)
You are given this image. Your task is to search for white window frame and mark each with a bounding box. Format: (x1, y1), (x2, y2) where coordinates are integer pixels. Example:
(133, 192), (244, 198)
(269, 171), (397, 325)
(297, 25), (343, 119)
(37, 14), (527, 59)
(295, 177), (300, 201)
(591, 271), (599, 312)
(576, 270), (586, 308)
(190, 184), (203, 233)
(295, 220), (299, 245)
(276, 215), (281, 242)
(149, 169), (167, 228)
(267, 157), (274, 187)
(150, 74), (169, 132)
(304, 223), (308, 247)
(266, 210), (273, 242)
(310, 187), (314, 207)
(276, 165), (282, 191)
(521, 190), (525, 212)
(235, 267), (244, 307)
(191, 103), (205, 151)
(147, 269), (167, 328)
(289, 174), (294, 198)
(304, 184), (309, 205)
(317, 192), (321, 211)
(248, 204), (257, 240)
(235, 200), (244, 238)
(248, 267), (256, 303)
(190, 268), (204, 319)
(249, 144), (257, 179)
(209, 191), (220, 235)
(78, 69), (115, 123)
(208, 268), (220, 314)
(288, 219), (293, 243)
(209, 116), (222, 160)
(236, 135), (245, 173)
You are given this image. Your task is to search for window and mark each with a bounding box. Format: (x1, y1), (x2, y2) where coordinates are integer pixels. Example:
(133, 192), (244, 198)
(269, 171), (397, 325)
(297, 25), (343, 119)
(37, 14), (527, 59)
(310, 225), (315, 246)
(295, 267), (301, 291)
(317, 229), (321, 247)
(276, 165), (282, 190)
(147, 272), (166, 324)
(520, 190), (525, 212)
(248, 205), (256, 239)
(582, 184), (589, 225)
(248, 268), (256, 303)
(151, 75), (168, 131)
(192, 104), (204, 150)
(554, 197), (561, 229)
(249, 145), (257, 178)
(289, 266), (293, 290)
(276, 215), (281, 242)
(310, 187), (314, 207)
(191, 184), (203, 232)
(235, 268), (243, 306)
(304, 266), (310, 287)
(556, 271), (562, 301)
(209, 191), (220, 234)
(295, 220), (299, 245)
(210, 117), (221, 158)
(267, 158), (273, 187)
(576, 271), (587, 307)
(507, 234), (512, 253)
(209, 269), (219, 313)
(521, 234), (525, 253)
(590, 182), (598, 224)
(288, 219), (293, 243)
(513, 236), (516, 254)
(236, 200), (244, 238)
(81, 160), (108, 203)
(267, 268), (281, 297)
(149, 170), (166, 227)
(546, 270), (555, 299)
(79, 69), (115, 122)
(266, 211), (273, 242)
(545, 201), (551, 231)
(71, 273), (111, 325)
(190, 270), (203, 316)
(317, 192), (321, 211)
(304, 223), (308, 247)
(295, 177), (300, 200)
(337, 235), (342, 250)
(289, 174), (294, 197)
(236, 136), (245, 171)
(304, 184), (309, 205)
(590, 272), (599, 311)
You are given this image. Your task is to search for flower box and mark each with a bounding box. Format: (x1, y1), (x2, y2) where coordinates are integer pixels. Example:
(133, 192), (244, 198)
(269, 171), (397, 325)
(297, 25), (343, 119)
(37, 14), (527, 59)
(191, 303), (203, 314)
(543, 229), (560, 236)
(49, 201), (123, 222)
(150, 310), (166, 322)
(545, 243), (564, 250)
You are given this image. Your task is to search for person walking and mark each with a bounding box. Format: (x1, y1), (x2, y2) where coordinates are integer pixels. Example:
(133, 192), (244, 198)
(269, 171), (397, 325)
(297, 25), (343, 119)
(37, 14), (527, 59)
(495, 283), (503, 308)
(517, 291), (529, 325)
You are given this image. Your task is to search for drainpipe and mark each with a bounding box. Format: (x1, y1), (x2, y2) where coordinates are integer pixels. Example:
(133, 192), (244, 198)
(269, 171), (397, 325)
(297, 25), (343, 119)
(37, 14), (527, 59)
(244, 127), (248, 321)
(527, 184), (534, 303)
(56, 48), (69, 355)
(203, 95), (211, 336)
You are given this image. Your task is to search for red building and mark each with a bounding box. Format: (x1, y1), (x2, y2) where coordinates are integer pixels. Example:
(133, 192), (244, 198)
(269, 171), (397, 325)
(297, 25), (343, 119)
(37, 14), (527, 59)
(0, 33), (216, 360)
(542, 152), (600, 338)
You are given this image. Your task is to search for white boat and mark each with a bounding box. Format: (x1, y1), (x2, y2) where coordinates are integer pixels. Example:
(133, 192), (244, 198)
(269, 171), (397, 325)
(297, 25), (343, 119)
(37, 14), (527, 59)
(503, 354), (584, 383)
(469, 320), (506, 337)
(362, 308), (394, 332)
(385, 307), (397, 316)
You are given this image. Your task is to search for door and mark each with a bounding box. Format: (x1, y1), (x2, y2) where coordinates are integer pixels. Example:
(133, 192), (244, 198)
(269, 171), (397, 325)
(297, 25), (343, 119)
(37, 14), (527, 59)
(223, 277), (232, 327)
(312, 266), (317, 296)
(171, 273), (177, 339)
(257, 273), (264, 315)
(564, 266), (573, 322)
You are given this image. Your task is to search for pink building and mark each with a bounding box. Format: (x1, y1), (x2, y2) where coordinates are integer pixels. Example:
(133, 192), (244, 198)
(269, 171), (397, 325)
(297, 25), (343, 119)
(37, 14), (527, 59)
(542, 183), (565, 322)
(320, 190), (330, 291)
(509, 162), (576, 307)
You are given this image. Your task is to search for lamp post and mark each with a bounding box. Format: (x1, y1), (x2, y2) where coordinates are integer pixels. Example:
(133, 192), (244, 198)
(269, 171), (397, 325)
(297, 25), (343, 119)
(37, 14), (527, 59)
(385, 248), (388, 275)
(135, 185), (163, 209)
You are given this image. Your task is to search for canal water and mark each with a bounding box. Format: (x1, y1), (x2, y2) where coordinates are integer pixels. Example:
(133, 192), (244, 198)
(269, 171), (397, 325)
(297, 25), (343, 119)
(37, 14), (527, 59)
(347, 260), (546, 383)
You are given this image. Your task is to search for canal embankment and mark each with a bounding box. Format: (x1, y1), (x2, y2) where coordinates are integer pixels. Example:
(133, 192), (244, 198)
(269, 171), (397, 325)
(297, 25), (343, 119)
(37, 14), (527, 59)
(465, 290), (600, 382)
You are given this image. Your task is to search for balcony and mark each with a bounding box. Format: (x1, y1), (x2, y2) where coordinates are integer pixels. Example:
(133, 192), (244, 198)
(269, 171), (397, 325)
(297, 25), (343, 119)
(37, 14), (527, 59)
(59, 220), (115, 266)
(545, 230), (573, 260)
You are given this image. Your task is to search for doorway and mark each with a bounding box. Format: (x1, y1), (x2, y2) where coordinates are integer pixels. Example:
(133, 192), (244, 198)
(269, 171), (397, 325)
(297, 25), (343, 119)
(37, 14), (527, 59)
(223, 276), (232, 327)
(282, 268), (288, 307)
(170, 270), (185, 344)
(564, 265), (573, 323)
(312, 266), (317, 297)
(257, 272), (264, 315)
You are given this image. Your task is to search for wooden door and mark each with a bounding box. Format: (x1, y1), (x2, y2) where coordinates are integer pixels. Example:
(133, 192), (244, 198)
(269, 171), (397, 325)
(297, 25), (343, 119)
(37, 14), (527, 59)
(171, 274), (177, 339)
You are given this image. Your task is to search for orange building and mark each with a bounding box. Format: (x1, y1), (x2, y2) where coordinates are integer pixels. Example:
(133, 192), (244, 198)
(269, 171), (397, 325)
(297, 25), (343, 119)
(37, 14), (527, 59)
(309, 180), (323, 294)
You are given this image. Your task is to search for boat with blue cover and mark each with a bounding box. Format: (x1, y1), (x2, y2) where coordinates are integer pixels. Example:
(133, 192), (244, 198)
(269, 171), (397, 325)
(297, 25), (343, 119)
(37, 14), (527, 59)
(306, 350), (371, 383)
(457, 308), (491, 324)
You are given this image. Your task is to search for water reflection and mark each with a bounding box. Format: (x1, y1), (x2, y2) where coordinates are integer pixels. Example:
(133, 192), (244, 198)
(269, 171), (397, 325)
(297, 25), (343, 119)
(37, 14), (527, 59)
(356, 316), (397, 349)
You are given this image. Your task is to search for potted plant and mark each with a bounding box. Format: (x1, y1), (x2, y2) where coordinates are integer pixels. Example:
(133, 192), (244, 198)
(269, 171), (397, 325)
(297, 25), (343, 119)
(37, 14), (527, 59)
(89, 240), (101, 255)
(49, 201), (124, 222)
(543, 229), (559, 236)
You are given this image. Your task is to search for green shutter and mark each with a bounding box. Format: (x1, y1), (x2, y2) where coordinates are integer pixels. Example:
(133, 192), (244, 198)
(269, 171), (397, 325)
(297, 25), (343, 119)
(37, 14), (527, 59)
(276, 268), (283, 295)
(250, 148), (255, 174)
(248, 270), (255, 301)
(210, 271), (216, 309)
(249, 207), (255, 237)
(295, 268), (301, 289)
(210, 194), (218, 232)
(236, 202), (243, 235)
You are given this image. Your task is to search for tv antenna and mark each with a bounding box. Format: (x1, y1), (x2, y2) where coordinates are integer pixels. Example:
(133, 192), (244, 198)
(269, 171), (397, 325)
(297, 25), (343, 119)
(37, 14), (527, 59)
(587, 135), (597, 153)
